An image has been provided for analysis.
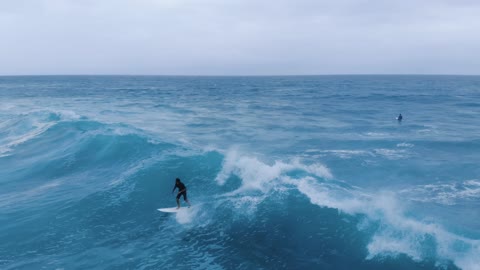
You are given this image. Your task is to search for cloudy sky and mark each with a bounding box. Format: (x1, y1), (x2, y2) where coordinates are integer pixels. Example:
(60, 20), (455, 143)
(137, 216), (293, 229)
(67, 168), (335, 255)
(1, 0), (479, 75)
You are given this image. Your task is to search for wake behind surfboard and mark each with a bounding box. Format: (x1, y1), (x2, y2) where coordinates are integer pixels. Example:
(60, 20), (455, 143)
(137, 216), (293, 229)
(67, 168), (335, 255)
(157, 207), (190, 213)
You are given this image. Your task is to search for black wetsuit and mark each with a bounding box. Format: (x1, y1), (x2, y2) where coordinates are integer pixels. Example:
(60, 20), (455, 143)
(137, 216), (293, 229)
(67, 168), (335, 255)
(173, 182), (187, 200)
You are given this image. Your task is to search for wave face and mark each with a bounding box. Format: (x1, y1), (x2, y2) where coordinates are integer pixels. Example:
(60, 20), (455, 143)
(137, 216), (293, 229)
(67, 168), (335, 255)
(1, 75), (480, 270)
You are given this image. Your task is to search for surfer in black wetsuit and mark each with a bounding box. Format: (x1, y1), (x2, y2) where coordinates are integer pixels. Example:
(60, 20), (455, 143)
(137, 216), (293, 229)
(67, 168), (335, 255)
(397, 113), (403, 121)
(172, 178), (191, 209)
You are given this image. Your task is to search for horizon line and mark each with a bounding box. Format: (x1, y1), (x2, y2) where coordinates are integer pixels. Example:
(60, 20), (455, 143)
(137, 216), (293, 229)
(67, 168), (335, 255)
(1, 73), (480, 77)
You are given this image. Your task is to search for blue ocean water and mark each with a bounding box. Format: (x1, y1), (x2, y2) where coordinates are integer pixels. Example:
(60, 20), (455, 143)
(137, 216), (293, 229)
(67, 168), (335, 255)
(0, 75), (479, 270)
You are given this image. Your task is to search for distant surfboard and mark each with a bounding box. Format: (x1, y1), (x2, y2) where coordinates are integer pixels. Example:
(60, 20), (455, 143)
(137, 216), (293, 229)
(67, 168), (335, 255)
(157, 207), (189, 213)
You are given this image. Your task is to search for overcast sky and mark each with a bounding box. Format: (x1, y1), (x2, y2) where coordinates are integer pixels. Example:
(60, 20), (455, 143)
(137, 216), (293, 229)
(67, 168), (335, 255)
(1, 0), (479, 75)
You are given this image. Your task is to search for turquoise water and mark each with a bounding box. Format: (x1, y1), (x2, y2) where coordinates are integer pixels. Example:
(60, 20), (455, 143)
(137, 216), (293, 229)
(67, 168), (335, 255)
(1, 75), (479, 269)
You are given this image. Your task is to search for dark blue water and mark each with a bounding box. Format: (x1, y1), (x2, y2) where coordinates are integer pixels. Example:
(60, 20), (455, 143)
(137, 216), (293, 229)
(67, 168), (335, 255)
(1, 76), (479, 269)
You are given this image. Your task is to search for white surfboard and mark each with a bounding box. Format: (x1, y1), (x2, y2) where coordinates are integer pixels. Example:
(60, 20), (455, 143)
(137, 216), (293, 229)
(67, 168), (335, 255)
(157, 207), (189, 213)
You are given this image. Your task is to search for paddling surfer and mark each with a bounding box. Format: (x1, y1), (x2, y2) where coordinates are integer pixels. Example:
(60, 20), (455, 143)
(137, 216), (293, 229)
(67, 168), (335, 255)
(172, 178), (191, 209)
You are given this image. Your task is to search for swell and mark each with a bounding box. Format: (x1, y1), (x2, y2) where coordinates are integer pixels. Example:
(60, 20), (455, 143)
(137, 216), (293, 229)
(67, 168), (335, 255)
(0, 113), (477, 270)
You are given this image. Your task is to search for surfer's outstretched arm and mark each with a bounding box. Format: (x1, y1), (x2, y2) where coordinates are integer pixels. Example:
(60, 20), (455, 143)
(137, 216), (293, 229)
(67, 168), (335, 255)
(172, 185), (177, 193)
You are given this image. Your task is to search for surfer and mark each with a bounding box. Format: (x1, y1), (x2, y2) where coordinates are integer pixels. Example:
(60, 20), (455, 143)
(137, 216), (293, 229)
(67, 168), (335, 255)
(397, 113), (403, 121)
(172, 178), (191, 209)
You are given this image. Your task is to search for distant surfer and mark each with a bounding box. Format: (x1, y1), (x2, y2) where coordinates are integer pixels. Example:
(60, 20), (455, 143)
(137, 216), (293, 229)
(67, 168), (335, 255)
(172, 178), (191, 209)
(397, 113), (403, 122)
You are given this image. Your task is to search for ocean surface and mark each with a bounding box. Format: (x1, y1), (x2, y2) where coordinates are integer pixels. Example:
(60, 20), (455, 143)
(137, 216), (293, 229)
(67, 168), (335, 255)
(0, 75), (479, 270)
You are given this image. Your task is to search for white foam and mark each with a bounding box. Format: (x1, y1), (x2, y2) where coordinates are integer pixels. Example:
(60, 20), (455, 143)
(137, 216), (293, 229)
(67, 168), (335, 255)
(396, 142), (414, 148)
(400, 180), (480, 205)
(367, 232), (423, 261)
(175, 208), (195, 224)
(306, 148), (409, 160)
(373, 148), (409, 160)
(365, 132), (390, 137)
(215, 149), (332, 195)
(289, 177), (366, 214)
(292, 178), (480, 269)
(213, 151), (480, 270)
(317, 149), (372, 159)
(174, 205), (205, 225)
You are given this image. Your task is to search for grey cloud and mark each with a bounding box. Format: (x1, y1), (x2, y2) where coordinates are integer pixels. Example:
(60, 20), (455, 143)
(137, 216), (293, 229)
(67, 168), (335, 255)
(0, 0), (479, 75)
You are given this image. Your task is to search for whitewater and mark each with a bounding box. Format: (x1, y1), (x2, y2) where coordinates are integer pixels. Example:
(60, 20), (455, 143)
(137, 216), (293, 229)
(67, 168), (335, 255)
(0, 75), (479, 270)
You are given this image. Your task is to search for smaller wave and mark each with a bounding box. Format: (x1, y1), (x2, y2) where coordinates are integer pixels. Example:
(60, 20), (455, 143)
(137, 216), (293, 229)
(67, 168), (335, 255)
(373, 148), (410, 160)
(399, 180), (480, 206)
(397, 142), (415, 148)
(305, 148), (410, 160)
(313, 149), (372, 159)
(0, 109), (81, 157)
(364, 132), (389, 137)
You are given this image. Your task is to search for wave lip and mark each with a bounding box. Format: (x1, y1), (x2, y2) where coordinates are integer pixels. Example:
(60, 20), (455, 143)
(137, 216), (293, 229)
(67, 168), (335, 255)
(215, 149), (332, 195)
